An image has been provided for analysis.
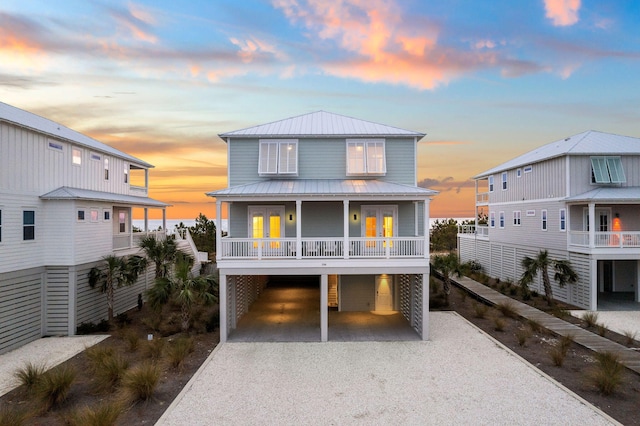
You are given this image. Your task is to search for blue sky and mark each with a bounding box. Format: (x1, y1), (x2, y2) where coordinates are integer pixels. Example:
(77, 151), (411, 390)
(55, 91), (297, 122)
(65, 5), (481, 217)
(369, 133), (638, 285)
(1, 0), (639, 218)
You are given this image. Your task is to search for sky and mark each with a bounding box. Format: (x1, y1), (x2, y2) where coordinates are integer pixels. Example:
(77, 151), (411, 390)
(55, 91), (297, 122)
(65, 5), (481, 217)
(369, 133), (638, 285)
(2, 0), (640, 219)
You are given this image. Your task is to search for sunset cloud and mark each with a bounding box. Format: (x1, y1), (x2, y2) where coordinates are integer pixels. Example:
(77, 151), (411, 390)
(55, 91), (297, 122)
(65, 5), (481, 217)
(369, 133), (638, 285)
(544, 0), (581, 27)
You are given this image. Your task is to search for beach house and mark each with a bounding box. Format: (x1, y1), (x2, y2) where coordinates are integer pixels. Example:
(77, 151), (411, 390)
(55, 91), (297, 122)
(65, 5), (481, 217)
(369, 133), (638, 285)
(207, 111), (437, 342)
(0, 102), (169, 353)
(458, 131), (640, 310)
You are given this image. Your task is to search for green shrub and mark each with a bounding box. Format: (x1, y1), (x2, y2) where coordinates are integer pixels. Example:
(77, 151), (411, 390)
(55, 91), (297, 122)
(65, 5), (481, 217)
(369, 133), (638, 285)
(168, 336), (195, 369)
(465, 260), (483, 274)
(115, 312), (132, 328)
(473, 302), (488, 319)
(206, 310), (220, 333)
(590, 352), (624, 395)
(493, 317), (506, 332)
(142, 315), (162, 331)
(63, 401), (122, 426)
(509, 286), (518, 296)
(582, 312), (599, 328)
(14, 362), (46, 392)
(121, 362), (160, 402)
(496, 301), (518, 319)
(76, 319), (110, 335)
(36, 365), (76, 409)
(515, 327), (532, 346)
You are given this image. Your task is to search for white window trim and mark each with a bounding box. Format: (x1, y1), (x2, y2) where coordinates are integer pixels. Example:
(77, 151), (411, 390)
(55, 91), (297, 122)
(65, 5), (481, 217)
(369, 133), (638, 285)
(488, 176), (494, 193)
(77, 209), (86, 222)
(501, 172), (507, 191)
(346, 138), (387, 176)
(516, 168), (522, 178)
(104, 158), (110, 180)
(541, 209), (548, 231)
(258, 139), (298, 176)
(513, 210), (521, 226)
(72, 147), (82, 166)
(48, 140), (63, 152)
(90, 152), (101, 161)
(90, 209), (99, 222)
(489, 211), (495, 228)
(23, 209), (36, 241)
(124, 166), (129, 184)
(591, 156), (626, 184)
(559, 208), (566, 232)
(524, 165), (533, 174)
(499, 211), (505, 228)
(103, 209), (111, 222)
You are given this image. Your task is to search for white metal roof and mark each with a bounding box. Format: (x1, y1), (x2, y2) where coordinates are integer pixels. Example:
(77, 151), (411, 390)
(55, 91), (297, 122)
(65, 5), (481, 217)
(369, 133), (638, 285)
(207, 179), (437, 199)
(475, 131), (640, 178)
(565, 187), (640, 203)
(40, 186), (169, 207)
(0, 102), (153, 168)
(219, 111), (425, 139)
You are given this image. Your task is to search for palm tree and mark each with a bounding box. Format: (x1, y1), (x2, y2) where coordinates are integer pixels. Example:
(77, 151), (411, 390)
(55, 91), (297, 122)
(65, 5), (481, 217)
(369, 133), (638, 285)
(88, 255), (147, 322)
(519, 250), (578, 306)
(432, 252), (465, 304)
(139, 235), (179, 279)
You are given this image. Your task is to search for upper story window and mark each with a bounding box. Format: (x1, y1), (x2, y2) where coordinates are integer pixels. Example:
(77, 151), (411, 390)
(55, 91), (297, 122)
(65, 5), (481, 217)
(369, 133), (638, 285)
(124, 167), (129, 184)
(524, 165), (533, 173)
(559, 209), (566, 231)
(259, 139), (298, 175)
(516, 168), (522, 178)
(541, 209), (548, 231)
(489, 211), (495, 228)
(501, 172), (507, 190)
(72, 147), (82, 165)
(488, 176), (494, 192)
(23, 210), (35, 240)
(499, 211), (505, 228)
(77, 210), (85, 221)
(48, 140), (63, 151)
(513, 210), (521, 226)
(90, 152), (101, 161)
(104, 158), (109, 180)
(346, 139), (386, 175)
(591, 156), (626, 184)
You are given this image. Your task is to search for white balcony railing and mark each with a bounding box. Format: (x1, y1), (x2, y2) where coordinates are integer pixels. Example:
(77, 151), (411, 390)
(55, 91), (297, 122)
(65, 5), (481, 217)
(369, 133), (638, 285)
(458, 225), (489, 238)
(569, 231), (640, 248)
(476, 192), (489, 204)
(219, 237), (426, 260)
(114, 230), (166, 251)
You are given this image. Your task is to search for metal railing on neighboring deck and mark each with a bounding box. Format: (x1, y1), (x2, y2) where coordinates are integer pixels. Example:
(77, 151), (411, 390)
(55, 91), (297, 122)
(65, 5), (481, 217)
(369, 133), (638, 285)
(458, 225), (488, 238)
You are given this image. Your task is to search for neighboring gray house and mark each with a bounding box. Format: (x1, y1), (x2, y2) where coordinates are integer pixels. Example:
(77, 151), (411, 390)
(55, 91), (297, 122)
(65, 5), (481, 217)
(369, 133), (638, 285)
(207, 111), (437, 342)
(0, 102), (169, 354)
(459, 131), (640, 310)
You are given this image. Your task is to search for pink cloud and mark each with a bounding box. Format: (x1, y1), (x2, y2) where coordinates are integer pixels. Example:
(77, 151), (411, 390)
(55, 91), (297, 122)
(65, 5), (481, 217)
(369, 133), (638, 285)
(544, 0), (581, 27)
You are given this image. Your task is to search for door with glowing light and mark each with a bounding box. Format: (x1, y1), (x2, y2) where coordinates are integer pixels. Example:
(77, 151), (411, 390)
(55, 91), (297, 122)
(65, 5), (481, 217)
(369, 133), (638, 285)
(362, 206), (397, 250)
(248, 206), (285, 249)
(375, 275), (393, 311)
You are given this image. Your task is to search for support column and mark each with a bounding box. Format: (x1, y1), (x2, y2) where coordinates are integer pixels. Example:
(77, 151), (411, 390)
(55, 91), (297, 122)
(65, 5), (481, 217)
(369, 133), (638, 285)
(636, 261), (640, 302)
(588, 202), (595, 248)
(424, 199), (430, 259)
(216, 201), (222, 261)
(321, 274), (328, 342)
(296, 200), (302, 259)
(343, 200), (349, 259)
(144, 208), (149, 232)
(219, 273), (227, 343)
(422, 273), (429, 340)
(68, 267), (76, 336)
(589, 259), (597, 310)
(161, 209), (166, 232)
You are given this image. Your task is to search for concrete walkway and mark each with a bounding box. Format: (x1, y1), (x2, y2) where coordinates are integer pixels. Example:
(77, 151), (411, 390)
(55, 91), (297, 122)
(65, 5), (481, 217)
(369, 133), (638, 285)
(452, 276), (640, 374)
(157, 312), (618, 425)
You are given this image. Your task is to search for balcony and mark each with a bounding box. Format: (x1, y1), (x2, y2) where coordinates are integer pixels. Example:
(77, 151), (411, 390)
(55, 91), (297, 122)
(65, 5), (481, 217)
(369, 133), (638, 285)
(458, 225), (489, 238)
(476, 192), (489, 205)
(569, 231), (640, 248)
(219, 237), (426, 260)
(113, 230), (166, 251)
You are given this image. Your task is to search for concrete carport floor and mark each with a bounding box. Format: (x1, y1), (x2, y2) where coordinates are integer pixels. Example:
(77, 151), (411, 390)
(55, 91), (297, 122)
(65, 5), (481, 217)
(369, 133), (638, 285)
(228, 277), (420, 342)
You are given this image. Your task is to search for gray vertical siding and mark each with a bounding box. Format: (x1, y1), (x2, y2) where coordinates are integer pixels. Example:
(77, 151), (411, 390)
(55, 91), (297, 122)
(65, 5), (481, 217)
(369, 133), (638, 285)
(487, 157), (566, 204)
(339, 275), (374, 311)
(0, 267), (44, 354)
(569, 155), (640, 196)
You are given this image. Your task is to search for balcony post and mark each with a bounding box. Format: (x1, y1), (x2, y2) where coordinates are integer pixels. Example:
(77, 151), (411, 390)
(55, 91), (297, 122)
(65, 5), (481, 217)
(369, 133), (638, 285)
(320, 274), (328, 342)
(296, 200), (302, 260)
(216, 200), (222, 261)
(144, 208), (149, 232)
(424, 199), (430, 259)
(343, 200), (349, 259)
(588, 203), (595, 248)
(162, 208), (166, 232)
(219, 273), (227, 342)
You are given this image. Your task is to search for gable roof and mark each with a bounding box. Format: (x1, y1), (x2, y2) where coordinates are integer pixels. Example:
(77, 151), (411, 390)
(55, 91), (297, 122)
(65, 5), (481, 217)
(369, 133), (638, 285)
(0, 102), (153, 168)
(475, 130), (640, 178)
(40, 186), (169, 207)
(207, 179), (437, 199)
(219, 111), (425, 139)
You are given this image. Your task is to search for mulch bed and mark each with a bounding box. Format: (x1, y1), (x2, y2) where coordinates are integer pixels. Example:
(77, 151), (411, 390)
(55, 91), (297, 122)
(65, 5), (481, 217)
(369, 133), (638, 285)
(434, 282), (640, 426)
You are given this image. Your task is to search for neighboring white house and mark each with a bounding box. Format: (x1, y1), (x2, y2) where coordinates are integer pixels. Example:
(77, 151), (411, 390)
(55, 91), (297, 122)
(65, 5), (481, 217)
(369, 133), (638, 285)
(0, 101), (170, 354)
(207, 111), (437, 342)
(459, 130), (640, 310)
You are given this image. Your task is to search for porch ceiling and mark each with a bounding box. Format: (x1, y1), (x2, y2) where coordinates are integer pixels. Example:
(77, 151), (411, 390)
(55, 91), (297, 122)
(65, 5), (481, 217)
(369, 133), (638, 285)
(40, 186), (169, 207)
(207, 179), (438, 201)
(565, 186), (640, 203)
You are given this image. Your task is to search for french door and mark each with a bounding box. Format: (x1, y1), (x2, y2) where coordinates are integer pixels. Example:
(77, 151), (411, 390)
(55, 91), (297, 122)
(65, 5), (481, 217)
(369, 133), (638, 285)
(361, 205), (397, 248)
(248, 206), (284, 248)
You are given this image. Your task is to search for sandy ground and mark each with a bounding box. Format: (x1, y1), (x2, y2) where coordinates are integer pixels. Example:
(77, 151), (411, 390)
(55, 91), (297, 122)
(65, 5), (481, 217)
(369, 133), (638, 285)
(569, 311), (640, 339)
(157, 312), (618, 426)
(0, 335), (108, 397)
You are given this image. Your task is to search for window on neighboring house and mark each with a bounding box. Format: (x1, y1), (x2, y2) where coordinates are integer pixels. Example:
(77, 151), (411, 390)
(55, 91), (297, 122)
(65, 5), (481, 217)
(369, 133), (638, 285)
(124, 167), (129, 184)
(501, 172), (507, 190)
(559, 209), (566, 231)
(104, 158), (109, 180)
(499, 211), (505, 228)
(490, 211), (495, 228)
(524, 165), (533, 173)
(591, 156), (625, 184)
(488, 176), (494, 192)
(90, 152), (101, 161)
(72, 147), (82, 165)
(517, 168), (522, 178)
(104, 210), (111, 221)
(346, 139), (386, 175)
(23, 210), (35, 240)
(91, 209), (99, 222)
(77, 210), (85, 221)
(48, 140), (63, 151)
(513, 210), (521, 226)
(119, 211), (126, 233)
(541, 209), (548, 231)
(259, 139), (298, 175)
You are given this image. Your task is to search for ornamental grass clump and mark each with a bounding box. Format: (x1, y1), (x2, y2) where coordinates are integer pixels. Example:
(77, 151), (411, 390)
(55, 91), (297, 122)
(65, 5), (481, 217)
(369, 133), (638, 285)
(63, 400), (123, 426)
(14, 362), (46, 393)
(167, 336), (195, 370)
(36, 365), (76, 409)
(493, 317), (506, 332)
(623, 330), (638, 346)
(590, 352), (624, 395)
(121, 362), (160, 402)
(142, 337), (166, 361)
(582, 312), (599, 328)
(122, 328), (141, 352)
(515, 327), (532, 347)
(472, 302), (488, 319)
(496, 301), (518, 319)
(0, 405), (31, 426)
(549, 334), (573, 367)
